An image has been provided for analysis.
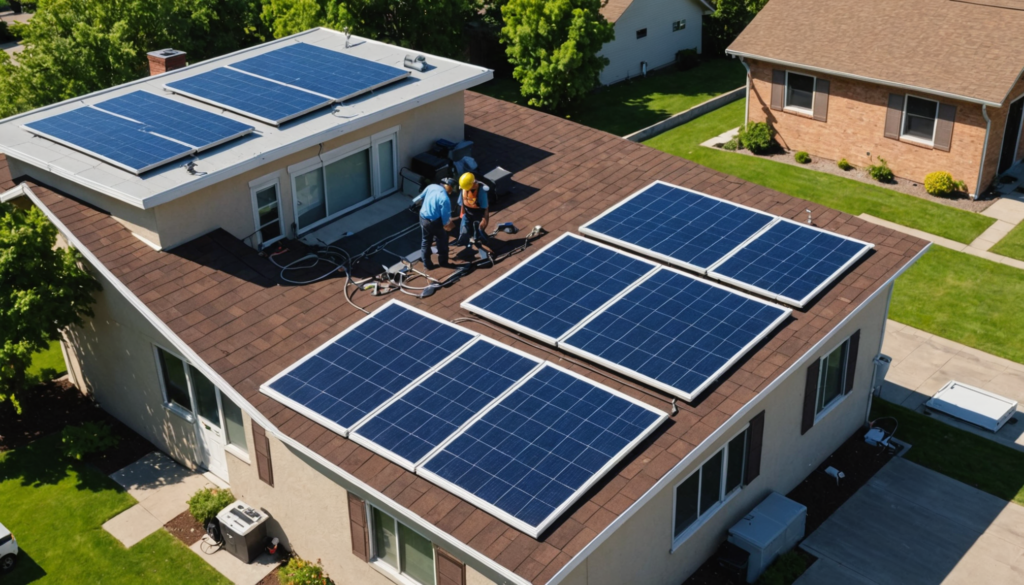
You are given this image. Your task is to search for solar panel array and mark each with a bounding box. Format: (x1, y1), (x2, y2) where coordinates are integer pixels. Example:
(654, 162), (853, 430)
(93, 91), (254, 150)
(261, 301), (667, 537)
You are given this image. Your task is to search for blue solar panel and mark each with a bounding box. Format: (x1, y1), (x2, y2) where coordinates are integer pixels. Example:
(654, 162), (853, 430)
(165, 68), (332, 125)
(580, 182), (775, 272)
(708, 220), (873, 308)
(262, 302), (476, 434)
(419, 364), (665, 537)
(22, 107), (193, 174)
(560, 269), (790, 401)
(230, 43), (409, 101)
(461, 234), (657, 344)
(93, 91), (253, 150)
(350, 339), (540, 468)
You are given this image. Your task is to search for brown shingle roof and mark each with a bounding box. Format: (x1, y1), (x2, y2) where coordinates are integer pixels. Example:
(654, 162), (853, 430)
(3, 92), (928, 584)
(727, 0), (1024, 105)
(600, 0), (633, 23)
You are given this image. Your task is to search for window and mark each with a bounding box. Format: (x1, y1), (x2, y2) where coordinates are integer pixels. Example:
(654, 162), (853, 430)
(222, 396), (248, 453)
(251, 179), (283, 246)
(636, 28), (647, 39)
(785, 72), (815, 112)
(902, 96), (938, 143)
(371, 506), (435, 585)
(816, 339), (850, 416)
(157, 348), (192, 414)
(673, 429), (748, 542)
(672, 20), (686, 31)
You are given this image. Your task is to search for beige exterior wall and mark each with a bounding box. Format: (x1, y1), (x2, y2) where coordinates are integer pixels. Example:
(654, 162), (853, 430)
(598, 0), (704, 86)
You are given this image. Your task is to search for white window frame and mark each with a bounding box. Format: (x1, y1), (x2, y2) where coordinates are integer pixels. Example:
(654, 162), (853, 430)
(900, 95), (939, 146)
(221, 397), (250, 463)
(814, 338), (851, 423)
(371, 126), (400, 198)
(249, 172), (284, 248)
(368, 504), (436, 585)
(670, 426), (749, 550)
(784, 71), (816, 114)
(154, 344), (196, 423)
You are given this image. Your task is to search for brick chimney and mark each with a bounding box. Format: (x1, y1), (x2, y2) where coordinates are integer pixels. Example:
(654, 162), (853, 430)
(147, 49), (187, 76)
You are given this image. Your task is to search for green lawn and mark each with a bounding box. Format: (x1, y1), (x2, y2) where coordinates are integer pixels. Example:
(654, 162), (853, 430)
(0, 435), (230, 585)
(871, 398), (1024, 506)
(27, 340), (66, 379)
(643, 100), (996, 244)
(990, 221), (1024, 262)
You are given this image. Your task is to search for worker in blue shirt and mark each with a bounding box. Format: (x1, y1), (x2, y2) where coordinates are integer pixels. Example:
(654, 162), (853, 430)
(412, 178), (456, 269)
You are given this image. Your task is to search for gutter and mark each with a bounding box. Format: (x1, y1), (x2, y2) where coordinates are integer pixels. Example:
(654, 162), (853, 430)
(738, 56), (751, 128)
(976, 104), (992, 199)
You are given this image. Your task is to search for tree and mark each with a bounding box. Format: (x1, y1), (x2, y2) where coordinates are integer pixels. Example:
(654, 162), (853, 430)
(500, 0), (613, 113)
(703, 0), (768, 57)
(1, 202), (100, 413)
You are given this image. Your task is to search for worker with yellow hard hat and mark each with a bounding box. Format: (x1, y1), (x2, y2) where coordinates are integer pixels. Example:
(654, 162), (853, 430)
(454, 172), (490, 248)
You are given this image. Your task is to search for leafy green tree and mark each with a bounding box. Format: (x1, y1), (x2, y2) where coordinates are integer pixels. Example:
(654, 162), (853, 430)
(1, 202), (100, 413)
(704, 0), (768, 57)
(500, 0), (613, 113)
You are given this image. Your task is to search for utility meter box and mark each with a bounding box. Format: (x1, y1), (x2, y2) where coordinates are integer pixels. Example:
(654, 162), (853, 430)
(727, 492), (806, 583)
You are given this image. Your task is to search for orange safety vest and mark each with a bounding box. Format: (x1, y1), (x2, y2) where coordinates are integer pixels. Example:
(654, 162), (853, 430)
(461, 184), (484, 217)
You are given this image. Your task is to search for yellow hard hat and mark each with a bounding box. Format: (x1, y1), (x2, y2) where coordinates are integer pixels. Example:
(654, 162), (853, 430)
(459, 172), (476, 191)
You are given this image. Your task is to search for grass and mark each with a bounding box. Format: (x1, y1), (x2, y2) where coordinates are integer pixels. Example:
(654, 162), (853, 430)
(990, 220), (1024, 262)
(871, 398), (1024, 506)
(473, 59), (746, 136)
(27, 340), (66, 379)
(643, 100), (996, 244)
(0, 434), (230, 585)
(891, 245), (1024, 366)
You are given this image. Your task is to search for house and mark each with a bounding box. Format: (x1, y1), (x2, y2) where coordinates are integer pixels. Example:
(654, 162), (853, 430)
(597, 0), (711, 85)
(0, 28), (928, 585)
(726, 0), (1024, 198)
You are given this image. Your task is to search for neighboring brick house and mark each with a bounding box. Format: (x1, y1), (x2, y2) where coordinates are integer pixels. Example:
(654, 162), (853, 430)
(726, 0), (1024, 198)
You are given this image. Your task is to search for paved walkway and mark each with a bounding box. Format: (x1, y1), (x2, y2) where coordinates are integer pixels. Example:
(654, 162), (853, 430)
(797, 458), (1024, 585)
(1, 9), (29, 58)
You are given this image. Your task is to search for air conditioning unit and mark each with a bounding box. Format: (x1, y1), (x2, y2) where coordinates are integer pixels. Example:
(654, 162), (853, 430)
(727, 492), (807, 583)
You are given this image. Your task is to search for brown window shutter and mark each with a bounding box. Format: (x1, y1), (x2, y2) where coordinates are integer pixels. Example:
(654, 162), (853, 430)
(771, 70), (785, 111)
(801, 359), (821, 435)
(843, 330), (861, 395)
(252, 422), (274, 487)
(348, 493), (370, 562)
(884, 93), (905, 139)
(744, 410), (765, 485)
(435, 545), (466, 585)
(812, 78), (830, 122)
(933, 103), (957, 152)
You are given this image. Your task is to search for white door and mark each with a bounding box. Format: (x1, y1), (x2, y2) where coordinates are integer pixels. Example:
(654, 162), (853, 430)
(189, 365), (230, 481)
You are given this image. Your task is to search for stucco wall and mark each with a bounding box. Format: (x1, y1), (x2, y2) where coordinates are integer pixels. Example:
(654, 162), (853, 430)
(598, 0), (703, 86)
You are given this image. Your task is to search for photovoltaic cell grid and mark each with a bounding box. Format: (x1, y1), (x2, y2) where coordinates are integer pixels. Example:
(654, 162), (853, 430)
(419, 365), (665, 537)
(262, 303), (475, 434)
(229, 43), (409, 101)
(350, 339), (540, 468)
(708, 220), (873, 308)
(460, 234), (657, 344)
(560, 269), (791, 401)
(580, 182), (775, 272)
(93, 91), (254, 150)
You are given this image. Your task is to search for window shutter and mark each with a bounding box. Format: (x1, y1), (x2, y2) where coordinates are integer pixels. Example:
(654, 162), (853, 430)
(844, 330), (861, 395)
(884, 93), (905, 139)
(933, 103), (957, 152)
(771, 70), (785, 111)
(435, 545), (466, 585)
(252, 422), (274, 487)
(801, 359), (821, 435)
(744, 410), (765, 485)
(812, 79), (830, 122)
(348, 493), (370, 562)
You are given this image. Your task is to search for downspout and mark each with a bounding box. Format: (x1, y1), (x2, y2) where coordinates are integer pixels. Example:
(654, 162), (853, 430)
(739, 56), (751, 128)
(865, 281), (897, 425)
(975, 104), (991, 200)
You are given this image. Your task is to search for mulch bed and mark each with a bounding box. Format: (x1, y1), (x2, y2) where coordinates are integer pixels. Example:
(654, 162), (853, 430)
(165, 510), (206, 546)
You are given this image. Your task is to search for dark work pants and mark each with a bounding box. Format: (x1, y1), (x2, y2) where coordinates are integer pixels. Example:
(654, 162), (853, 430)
(420, 217), (449, 266)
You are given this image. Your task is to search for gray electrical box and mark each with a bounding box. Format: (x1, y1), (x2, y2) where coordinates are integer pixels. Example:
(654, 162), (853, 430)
(728, 492), (806, 583)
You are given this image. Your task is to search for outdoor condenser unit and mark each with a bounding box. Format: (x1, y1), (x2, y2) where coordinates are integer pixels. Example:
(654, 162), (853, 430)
(217, 501), (269, 564)
(925, 380), (1018, 432)
(727, 492), (807, 583)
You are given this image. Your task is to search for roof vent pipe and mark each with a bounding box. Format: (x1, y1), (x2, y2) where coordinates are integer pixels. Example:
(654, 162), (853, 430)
(147, 49), (187, 76)
(405, 54), (427, 72)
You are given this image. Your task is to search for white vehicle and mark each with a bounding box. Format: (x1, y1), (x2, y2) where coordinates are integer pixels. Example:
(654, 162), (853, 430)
(0, 522), (17, 572)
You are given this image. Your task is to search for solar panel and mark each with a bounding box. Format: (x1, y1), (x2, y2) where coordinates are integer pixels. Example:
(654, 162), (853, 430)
(418, 364), (666, 538)
(229, 42), (410, 102)
(260, 302), (476, 436)
(349, 339), (542, 469)
(579, 181), (775, 273)
(461, 234), (658, 344)
(92, 91), (254, 151)
(707, 219), (874, 308)
(559, 269), (790, 402)
(21, 106), (193, 174)
(165, 67), (333, 126)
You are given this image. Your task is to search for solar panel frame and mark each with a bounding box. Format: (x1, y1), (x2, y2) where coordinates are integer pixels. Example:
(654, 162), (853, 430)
(706, 218), (874, 308)
(460, 233), (660, 345)
(578, 180), (777, 274)
(416, 362), (667, 538)
(558, 267), (791, 402)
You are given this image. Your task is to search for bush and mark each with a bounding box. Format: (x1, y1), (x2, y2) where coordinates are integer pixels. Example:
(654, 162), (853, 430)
(675, 48), (700, 71)
(721, 138), (739, 151)
(867, 157), (894, 182)
(61, 421), (119, 460)
(837, 158), (853, 171)
(954, 179), (969, 193)
(279, 557), (334, 585)
(924, 171), (955, 196)
(187, 487), (235, 525)
(794, 151), (811, 164)
(757, 550), (808, 585)
(738, 122), (774, 155)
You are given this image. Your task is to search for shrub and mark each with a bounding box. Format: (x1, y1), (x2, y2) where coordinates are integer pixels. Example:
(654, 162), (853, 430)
(837, 158), (853, 171)
(675, 48), (700, 71)
(721, 138), (739, 151)
(924, 171), (955, 196)
(794, 151), (811, 164)
(279, 557), (334, 585)
(954, 179), (969, 193)
(738, 122), (774, 155)
(187, 487), (235, 525)
(867, 157), (894, 182)
(757, 550), (808, 585)
(61, 421), (119, 460)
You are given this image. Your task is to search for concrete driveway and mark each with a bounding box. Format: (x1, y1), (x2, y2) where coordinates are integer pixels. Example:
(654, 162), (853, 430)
(796, 458), (1024, 584)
